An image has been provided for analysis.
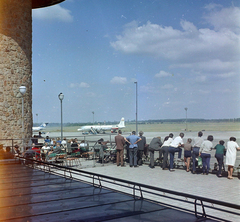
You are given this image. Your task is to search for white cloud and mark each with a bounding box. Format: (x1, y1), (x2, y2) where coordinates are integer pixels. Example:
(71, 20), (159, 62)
(79, 82), (90, 88)
(204, 3), (222, 11)
(111, 19), (239, 61)
(33, 5), (73, 22)
(216, 72), (236, 78)
(69, 82), (90, 88)
(69, 83), (76, 88)
(111, 6), (240, 80)
(199, 89), (210, 94)
(203, 5), (240, 32)
(86, 92), (96, 97)
(110, 76), (127, 84)
(140, 84), (158, 94)
(161, 84), (173, 89)
(195, 75), (207, 83)
(163, 101), (170, 107)
(155, 70), (172, 78)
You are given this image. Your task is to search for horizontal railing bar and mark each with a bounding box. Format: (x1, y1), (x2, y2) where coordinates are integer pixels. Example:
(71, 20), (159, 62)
(20, 157), (240, 211)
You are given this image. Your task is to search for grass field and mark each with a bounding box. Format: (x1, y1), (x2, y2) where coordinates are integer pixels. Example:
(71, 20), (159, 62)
(46, 121), (240, 133)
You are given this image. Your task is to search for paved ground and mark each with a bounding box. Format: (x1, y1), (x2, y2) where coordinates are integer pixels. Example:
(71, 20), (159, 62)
(80, 159), (240, 222)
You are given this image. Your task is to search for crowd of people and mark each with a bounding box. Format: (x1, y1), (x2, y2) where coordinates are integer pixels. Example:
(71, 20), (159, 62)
(12, 135), (90, 163)
(115, 130), (240, 179)
(3, 130), (239, 179)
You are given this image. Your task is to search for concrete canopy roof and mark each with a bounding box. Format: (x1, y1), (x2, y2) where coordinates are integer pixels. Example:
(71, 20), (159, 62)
(32, 0), (65, 9)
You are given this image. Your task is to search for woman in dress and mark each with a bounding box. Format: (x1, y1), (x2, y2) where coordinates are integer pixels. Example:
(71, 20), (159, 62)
(225, 137), (240, 179)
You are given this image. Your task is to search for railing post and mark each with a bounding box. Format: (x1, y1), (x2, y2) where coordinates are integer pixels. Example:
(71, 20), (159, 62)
(194, 199), (206, 219)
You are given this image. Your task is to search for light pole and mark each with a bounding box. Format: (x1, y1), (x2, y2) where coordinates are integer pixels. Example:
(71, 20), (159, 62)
(185, 107), (188, 131)
(92, 111), (94, 125)
(134, 81), (138, 134)
(19, 86), (26, 151)
(58, 93), (64, 141)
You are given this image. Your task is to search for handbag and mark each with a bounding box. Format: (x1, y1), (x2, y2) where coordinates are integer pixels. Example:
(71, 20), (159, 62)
(198, 157), (202, 167)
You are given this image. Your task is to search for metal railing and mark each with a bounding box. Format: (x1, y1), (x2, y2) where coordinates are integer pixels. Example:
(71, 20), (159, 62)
(18, 157), (240, 222)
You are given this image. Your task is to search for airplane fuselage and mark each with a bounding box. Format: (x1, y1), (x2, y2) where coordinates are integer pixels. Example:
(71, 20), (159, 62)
(78, 118), (125, 133)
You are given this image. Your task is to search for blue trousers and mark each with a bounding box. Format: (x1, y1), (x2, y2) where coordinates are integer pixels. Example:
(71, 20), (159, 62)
(215, 153), (224, 176)
(192, 147), (200, 172)
(129, 147), (138, 166)
(168, 146), (182, 169)
(201, 153), (211, 174)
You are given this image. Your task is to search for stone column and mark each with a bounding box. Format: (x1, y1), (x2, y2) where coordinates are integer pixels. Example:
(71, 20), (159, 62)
(0, 0), (32, 146)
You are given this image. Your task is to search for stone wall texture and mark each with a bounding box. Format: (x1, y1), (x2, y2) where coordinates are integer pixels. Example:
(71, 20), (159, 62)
(0, 0), (32, 147)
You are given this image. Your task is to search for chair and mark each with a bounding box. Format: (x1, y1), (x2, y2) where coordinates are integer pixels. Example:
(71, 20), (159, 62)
(46, 153), (57, 164)
(67, 153), (81, 167)
(55, 153), (67, 166)
(45, 153), (57, 172)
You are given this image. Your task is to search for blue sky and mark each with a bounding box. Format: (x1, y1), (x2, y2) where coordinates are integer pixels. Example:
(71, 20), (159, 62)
(32, 0), (240, 123)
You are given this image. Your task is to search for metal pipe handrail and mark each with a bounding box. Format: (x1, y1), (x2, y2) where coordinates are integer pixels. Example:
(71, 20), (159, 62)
(19, 157), (240, 220)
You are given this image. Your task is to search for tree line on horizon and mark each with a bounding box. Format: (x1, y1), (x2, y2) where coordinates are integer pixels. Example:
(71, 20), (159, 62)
(33, 118), (240, 127)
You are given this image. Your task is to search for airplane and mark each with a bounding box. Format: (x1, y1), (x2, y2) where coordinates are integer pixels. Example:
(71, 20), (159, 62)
(32, 123), (48, 132)
(77, 118), (125, 134)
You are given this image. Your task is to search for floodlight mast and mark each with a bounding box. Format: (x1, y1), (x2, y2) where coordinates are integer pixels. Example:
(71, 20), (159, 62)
(58, 93), (64, 141)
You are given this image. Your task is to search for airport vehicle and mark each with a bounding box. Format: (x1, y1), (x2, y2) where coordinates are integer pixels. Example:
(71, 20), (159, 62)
(32, 123), (48, 132)
(78, 118), (125, 134)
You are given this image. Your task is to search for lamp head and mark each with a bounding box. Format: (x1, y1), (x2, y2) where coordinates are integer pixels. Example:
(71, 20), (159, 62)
(58, 93), (64, 101)
(19, 86), (26, 95)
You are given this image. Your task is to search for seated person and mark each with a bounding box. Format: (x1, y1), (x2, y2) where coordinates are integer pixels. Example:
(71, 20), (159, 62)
(71, 138), (79, 152)
(31, 135), (38, 145)
(31, 143), (41, 160)
(56, 137), (61, 144)
(14, 145), (21, 157)
(49, 142), (63, 155)
(45, 136), (51, 144)
(79, 140), (90, 157)
(51, 140), (57, 150)
(0, 144), (5, 159)
(79, 140), (89, 152)
(3, 146), (14, 159)
(41, 142), (51, 161)
(41, 142), (51, 154)
(61, 137), (67, 150)
(23, 147), (35, 164)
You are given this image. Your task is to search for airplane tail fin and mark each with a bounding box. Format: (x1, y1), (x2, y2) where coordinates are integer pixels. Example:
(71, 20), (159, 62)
(118, 118), (125, 128)
(40, 123), (48, 128)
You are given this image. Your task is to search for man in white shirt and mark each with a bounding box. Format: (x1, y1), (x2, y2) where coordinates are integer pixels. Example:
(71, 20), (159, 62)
(168, 133), (184, 171)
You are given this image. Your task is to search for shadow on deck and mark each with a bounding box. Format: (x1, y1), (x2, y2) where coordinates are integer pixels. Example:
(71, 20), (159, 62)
(0, 161), (232, 221)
